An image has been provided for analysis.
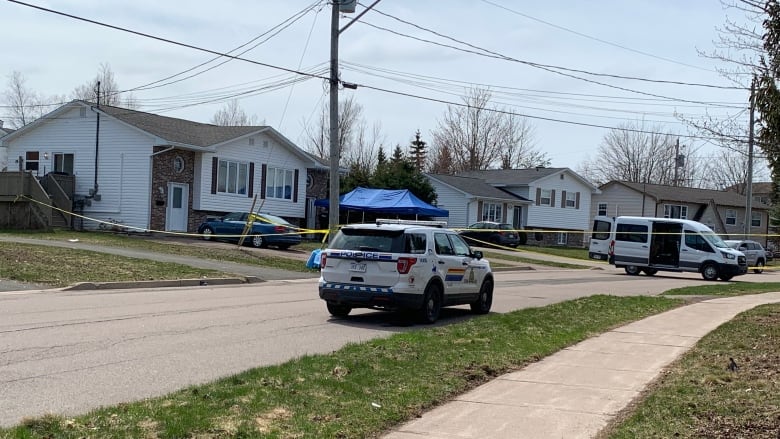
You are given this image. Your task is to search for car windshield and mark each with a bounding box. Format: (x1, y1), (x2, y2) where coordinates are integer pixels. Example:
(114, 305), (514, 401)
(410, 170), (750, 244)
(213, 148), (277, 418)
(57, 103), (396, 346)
(498, 224), (513, 230)
(703, 232), (729, 249)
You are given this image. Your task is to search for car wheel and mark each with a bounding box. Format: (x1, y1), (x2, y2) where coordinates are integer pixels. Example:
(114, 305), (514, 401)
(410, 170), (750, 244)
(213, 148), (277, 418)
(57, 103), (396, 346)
(754, 259), (764, 274)
(624, 265), (641, 276)
(470, 278), (493, 314)
(701, 263), (719, 281)
(643, 268), (658, 276)
(419, 283), (442, 324)
(251, 234), (265, 248)
(201, 226), (215, 241)
(327, 302), (351, 318)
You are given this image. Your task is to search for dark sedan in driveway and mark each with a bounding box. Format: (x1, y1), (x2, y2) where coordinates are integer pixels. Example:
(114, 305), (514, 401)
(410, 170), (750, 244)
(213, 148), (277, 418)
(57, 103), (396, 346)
(197, 212), (302, 249)
(458, 221), (525, 248)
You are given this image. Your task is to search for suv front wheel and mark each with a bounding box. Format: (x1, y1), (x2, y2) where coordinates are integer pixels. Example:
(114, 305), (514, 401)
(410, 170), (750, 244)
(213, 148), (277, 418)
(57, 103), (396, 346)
(419, 283), (443, 324)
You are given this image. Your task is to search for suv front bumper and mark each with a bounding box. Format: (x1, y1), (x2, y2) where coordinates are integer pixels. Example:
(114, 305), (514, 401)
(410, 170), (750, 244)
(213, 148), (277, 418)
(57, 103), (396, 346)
(319, 282), (424, 310)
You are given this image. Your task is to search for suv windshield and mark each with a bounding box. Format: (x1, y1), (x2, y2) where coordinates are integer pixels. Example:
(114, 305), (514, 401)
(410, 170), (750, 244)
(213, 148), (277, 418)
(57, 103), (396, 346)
(331, 229), (427, 253)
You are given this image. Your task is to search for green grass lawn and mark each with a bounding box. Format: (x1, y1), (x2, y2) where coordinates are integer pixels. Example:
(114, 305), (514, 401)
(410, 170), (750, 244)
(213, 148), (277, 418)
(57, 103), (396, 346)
(663, 282), (780, 297)
(0, 242), (234, 287)
(1, 295), (681, 439)
(517, 245), (590, 260)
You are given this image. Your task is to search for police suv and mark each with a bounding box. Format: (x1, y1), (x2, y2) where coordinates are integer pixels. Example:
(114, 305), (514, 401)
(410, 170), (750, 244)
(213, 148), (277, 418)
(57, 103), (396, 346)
(318, 219), (494, 323)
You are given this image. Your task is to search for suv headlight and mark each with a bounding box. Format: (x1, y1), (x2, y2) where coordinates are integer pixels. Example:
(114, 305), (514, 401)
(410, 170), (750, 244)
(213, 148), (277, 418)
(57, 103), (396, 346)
(721, 251), (736, 260)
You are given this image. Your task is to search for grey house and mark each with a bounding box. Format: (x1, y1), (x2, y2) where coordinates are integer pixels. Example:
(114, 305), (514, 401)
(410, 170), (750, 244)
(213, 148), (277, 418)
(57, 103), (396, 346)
(593, 181), (770, 245)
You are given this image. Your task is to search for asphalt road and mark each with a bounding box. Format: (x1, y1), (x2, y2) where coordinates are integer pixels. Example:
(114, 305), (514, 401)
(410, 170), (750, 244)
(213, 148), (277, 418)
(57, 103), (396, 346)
(3, 266), (768, 427)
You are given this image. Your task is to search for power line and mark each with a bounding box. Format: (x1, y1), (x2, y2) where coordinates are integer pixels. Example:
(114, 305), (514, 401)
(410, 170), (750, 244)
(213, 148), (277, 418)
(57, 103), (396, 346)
(363, 4), (742, 90)
(478, 0), (715, 72)
(7, 1), (331, 83)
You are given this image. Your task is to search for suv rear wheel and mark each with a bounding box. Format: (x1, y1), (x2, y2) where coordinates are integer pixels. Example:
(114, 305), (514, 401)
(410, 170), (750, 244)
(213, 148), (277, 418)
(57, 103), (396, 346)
(470, 278), (493, 314)
(326, 302), (352, 318)
(754, 259), (765, 274)
(419, 283), (442, 324)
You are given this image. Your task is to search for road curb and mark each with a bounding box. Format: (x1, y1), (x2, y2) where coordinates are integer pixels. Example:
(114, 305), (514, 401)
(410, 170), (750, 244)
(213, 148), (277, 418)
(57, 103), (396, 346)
(64, 276), (263, 291)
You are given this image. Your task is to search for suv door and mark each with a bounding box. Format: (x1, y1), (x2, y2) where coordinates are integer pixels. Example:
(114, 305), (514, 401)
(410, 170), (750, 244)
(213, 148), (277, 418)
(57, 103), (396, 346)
(434, 232), (467, 296)
(449, 233), (486, 296)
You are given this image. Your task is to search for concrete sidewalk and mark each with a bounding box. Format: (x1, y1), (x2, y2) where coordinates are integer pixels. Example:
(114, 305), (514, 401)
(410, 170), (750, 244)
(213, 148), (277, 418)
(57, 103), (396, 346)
(382, 292), (780, 439)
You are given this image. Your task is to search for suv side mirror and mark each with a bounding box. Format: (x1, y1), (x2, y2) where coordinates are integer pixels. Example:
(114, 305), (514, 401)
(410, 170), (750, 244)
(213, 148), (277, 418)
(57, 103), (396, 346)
(472, 250), (483, 260)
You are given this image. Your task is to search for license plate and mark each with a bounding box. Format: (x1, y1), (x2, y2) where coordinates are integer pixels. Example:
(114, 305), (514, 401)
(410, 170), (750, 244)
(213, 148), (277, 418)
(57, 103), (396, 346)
(349, 263), (367, 272)
(592, 254), (603, 260)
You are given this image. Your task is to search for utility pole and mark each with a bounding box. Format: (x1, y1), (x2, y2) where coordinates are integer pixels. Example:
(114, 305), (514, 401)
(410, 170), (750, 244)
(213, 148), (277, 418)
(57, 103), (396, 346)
(745, 76), (756, 239)
(673, 138), (680, 187)
(327, 0), (381, 244)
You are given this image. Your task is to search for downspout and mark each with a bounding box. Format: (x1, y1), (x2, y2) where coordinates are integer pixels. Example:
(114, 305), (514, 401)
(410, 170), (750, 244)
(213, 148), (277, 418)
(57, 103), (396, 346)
(91, 82), (101, 201)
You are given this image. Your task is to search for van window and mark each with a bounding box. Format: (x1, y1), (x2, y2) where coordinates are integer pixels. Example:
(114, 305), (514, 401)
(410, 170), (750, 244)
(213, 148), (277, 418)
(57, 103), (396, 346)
(616, 223), (648, 243)
(684, 230), (714, 253)
(592, 219), (611, 240)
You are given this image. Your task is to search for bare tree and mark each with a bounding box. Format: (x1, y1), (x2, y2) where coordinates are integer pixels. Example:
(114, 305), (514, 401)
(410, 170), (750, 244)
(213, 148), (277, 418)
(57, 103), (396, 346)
(3, 71), (43, 128)
(430, 87), (548, 173)
(342, 120), (384, 178)
(579, 120), (704, 187)
(702, 147), (770, 191)
(211, 99), (259, 126)
(302, 95), (364, 164)
(71, 63), (136, 107)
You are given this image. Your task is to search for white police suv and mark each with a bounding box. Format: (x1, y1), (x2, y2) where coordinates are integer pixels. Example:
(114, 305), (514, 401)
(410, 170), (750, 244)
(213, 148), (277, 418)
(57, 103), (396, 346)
(318, 219), (494, 324)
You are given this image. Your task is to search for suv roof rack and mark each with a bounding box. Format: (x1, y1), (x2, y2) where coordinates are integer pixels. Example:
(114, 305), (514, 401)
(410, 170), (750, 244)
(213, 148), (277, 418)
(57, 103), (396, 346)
(375, 218), (448, 228)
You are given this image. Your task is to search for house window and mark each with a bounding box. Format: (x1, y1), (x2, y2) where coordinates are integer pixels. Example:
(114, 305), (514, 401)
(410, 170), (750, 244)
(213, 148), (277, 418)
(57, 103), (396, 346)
(25, 151), (39, 172)
(557, 232), (567, 245)
(217, 159), (249, 195)
(566, 192), (576, 208)
(482, 202), (502, 222)
(540, 189), (551, 206)
(597, 203), (607, 216)
(53, 153), (74, 174)
(663, 204), (687, 219)
(266, 167), (294, 200)
(725, 209), (737, 226)
(752, 211), (761, 227)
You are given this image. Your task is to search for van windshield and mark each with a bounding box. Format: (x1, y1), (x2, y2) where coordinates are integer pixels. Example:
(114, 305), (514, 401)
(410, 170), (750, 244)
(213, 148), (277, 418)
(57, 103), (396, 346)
(702, 232), (728, 248)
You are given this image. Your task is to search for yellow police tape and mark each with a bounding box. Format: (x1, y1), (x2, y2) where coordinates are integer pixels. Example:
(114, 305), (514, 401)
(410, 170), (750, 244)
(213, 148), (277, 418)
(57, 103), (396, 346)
(12, 195), (779, 271)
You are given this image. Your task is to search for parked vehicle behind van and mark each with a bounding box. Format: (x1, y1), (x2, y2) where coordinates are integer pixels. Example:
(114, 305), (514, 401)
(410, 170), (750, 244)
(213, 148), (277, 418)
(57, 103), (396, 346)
(724, 240), (766, 273)
(590, 216), (747, 281)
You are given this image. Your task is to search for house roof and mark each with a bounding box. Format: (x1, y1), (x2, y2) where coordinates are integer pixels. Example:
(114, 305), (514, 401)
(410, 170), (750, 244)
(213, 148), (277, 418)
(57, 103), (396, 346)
(607, 181), (771, 210)
(456, 167), (563, 185)
(97, 103), (265, 147)
(427, 173), (530, 202)
(724, 181), (773, 195)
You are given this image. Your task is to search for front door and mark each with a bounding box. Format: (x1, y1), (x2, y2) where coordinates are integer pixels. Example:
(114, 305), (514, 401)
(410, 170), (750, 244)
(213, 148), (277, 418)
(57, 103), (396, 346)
(166, 183), (189, 232)
(513, 206), (523, 229)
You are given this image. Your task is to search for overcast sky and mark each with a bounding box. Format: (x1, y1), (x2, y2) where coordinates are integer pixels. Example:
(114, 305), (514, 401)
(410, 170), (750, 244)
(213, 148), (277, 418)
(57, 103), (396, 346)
(0, 0), (756, 172)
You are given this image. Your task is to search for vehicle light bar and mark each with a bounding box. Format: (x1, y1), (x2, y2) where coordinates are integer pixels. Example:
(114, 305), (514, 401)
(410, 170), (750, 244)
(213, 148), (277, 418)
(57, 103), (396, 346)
(375, 219), (447, 227)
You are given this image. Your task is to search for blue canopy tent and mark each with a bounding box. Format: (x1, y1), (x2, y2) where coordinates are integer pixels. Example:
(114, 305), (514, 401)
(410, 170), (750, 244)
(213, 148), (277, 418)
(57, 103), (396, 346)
(314, 187), (448, 220)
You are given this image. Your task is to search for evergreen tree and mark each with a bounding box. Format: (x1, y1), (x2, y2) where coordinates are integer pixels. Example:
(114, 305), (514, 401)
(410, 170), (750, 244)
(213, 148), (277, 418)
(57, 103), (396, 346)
(371, 144), (437, 204)
(409, 130), (427, 172)
(756, 0), (780, 202)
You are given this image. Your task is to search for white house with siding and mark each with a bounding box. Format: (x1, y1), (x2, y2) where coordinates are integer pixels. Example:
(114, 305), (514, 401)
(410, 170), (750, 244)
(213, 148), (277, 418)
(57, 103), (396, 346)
(425, 173), (530, 228)
(0, 100), (320, 233)
(440, 168), (600, 247)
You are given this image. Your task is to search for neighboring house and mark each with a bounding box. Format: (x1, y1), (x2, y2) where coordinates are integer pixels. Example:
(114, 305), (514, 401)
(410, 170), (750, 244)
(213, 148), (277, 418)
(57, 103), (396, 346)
(425, 173), (531, 228)
(429, 167), (600, 247)
(0, 119), (15, 171)
(0, 100), (323, 233)
(725, 181), (774, 207)
(593, 181), (770, 245)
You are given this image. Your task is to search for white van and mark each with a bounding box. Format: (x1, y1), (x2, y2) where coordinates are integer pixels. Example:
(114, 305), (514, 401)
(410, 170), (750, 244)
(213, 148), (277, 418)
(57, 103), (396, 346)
(592, 216), (747, 281)
(588, 216), (614, 261)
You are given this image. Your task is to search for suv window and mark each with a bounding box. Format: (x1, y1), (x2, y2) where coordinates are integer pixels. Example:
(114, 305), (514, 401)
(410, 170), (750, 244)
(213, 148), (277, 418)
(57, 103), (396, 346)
(434, 232), (455, 255)
(406, 233), (427, 254)
(331, 228), (405, 252)
(450, 234), (472, 256)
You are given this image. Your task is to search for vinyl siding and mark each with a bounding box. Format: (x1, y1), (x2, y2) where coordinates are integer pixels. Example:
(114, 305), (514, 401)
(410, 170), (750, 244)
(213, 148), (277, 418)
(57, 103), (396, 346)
(591, 184), (649, 219)
(5, 106), (154, 230)
(195, 134), (308, 219)
(505, 171), (593, 231)
(426, 179), (471, 227)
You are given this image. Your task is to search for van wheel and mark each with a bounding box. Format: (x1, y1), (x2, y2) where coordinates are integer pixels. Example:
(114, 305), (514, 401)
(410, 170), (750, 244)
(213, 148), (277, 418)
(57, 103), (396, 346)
(624, 265), (641, 276)
(419, 283), (442, 324)
(470, 279), (493, 314)
(754, 260), (765, 274)
(701, 263), (719, 281)
(643, 268), (658, 276)
(327, 302), (351, 318)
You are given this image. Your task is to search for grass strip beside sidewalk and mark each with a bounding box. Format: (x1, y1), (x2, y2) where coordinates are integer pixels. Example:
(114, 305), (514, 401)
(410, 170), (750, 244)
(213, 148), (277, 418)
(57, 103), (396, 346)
(2, 295), (681, 439)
